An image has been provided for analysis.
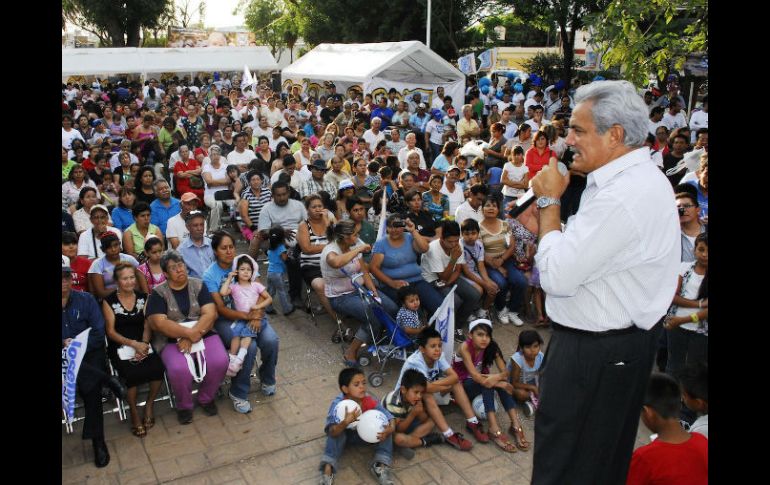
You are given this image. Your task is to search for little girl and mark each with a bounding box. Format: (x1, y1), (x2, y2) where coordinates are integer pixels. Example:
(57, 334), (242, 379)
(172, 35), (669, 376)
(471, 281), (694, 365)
(452, 319), (528, 453)
(501, 146), (529, 210)
(109, 120), (125, 144)
(219, 254), (272, 376)
(266, 225), (294, 315)
(395, 285), (426, 339)
(509, 330), (544, 429)
(137, 235), (166, 291)
(100, 172), (119, 208)
(664, 232), (708, 375)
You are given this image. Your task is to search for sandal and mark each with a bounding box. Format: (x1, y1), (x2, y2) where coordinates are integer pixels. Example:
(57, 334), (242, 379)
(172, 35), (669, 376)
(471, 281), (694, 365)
(143, 414), (155, 430)
(131, 424), (147, 438)
(509, 426), (530, 451)
(491, 430), (517, 453)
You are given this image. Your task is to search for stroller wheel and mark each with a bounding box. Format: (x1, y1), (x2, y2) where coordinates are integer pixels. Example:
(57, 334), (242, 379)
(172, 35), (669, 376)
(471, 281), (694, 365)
(358, 355), (370, 367)
(368, 372), (384, 387)
(342, 328), (355, 343)
(331, 330), (342, 344)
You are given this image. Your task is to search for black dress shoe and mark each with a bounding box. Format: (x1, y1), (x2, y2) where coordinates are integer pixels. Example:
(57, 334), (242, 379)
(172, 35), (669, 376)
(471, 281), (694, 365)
(105, 376), (128, 400)
(199, 400), (218, 416)
(177, 409), (193, 425)
(93, 438), (110, 468)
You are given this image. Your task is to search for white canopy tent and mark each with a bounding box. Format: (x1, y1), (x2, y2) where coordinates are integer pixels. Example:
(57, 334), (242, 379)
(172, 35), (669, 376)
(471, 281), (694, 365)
(61, 46), (278, 81)
(281, 41), (465, 111)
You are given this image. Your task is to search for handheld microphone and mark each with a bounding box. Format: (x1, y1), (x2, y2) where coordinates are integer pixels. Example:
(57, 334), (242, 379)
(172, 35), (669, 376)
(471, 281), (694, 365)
(508, 161), (569, 218)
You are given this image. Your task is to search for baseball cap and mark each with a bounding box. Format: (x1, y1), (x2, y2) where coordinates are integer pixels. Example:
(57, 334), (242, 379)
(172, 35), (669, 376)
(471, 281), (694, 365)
(311, 159), (329, 171)
(180, 192), (199, 202)
(447, 165), (462, 173)
(90, 204), (110, 216)
(418, 103), (426, 109)
(62, 255), (72, 273)
(338, 179), (354, 190)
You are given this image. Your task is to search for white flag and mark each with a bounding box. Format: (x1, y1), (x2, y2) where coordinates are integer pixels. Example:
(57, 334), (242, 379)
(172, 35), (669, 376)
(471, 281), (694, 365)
(457, 53), (477, 75)
(61, 328), (91, 424)
(376, 188), (388, 241)
(428, 285), (456, 365)
(242, 64), (254, 89)
(478, 48), (496, 70)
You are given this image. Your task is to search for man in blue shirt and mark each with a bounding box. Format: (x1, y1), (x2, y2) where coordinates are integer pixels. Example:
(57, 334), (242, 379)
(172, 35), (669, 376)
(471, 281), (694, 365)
(62, 256), (126, 468)
(178, 211), (214, 278)
(150, 179), (181, 236)
(409, 104), (431, 151)
(371, 97), (394, 127)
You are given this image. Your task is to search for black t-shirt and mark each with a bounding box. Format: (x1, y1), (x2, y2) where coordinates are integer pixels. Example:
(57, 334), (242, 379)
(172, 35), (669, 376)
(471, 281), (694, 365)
(407, 210), (437, 238)
(663, 153), (685, 186)
(62, 211), (76, 233)
(320, 107), (341, 125)
(146, 282), (215, 341)
(88, 169), (105, 186)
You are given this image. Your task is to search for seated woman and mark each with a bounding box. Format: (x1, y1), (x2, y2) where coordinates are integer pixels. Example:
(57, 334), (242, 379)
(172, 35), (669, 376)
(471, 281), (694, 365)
(73, 187), (104, 235)
(77, 204), (121, 260)
(134, 166), (157, 206)
(479, 197), (528, 326)
(320, 220), (399, 366)
(88, 232), (149, 300)
(404, 189), (441, 241)
(122, 202), (164, 260)
(297, 194), (336, 318)
(62, 164), (99, 210)
(422, 174), (450, 223)
(111, 187), (137, 232)
(145, 250), (228, 425)
(102, 262), (165, 438)
(369, 214), (444, 316)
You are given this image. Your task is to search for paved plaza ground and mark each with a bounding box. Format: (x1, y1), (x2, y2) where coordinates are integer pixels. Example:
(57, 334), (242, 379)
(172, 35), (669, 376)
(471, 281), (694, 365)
(62, 251), (654, 484)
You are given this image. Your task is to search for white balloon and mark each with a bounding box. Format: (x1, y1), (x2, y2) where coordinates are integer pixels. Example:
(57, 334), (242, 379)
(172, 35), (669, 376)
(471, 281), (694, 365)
(472, 393), (503, 420)
(357, 410), (389, 443)
(334, 399), (361, 429)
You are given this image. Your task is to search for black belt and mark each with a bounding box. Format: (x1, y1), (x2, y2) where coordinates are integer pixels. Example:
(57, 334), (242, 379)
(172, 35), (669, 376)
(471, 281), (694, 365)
(551, 321), (644, 337)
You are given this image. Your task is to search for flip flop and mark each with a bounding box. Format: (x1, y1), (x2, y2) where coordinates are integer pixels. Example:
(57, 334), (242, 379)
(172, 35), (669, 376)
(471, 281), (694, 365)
(131, 424), (146, 438)
(491, 430), (516, 453)
(143, 415), (155, 430)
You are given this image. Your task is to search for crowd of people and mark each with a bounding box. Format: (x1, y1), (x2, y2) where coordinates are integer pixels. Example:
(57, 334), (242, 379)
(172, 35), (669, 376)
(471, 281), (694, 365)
(62, 72), (707, 484)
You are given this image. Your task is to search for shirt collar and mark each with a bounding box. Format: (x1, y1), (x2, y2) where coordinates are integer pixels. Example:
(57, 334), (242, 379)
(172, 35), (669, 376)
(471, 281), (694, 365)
(587, 147), (650, 189)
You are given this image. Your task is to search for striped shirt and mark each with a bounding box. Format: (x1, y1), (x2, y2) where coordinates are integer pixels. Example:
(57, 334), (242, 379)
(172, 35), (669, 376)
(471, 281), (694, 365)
(299, 219), (328, 269)
(240, 187), (272, 226)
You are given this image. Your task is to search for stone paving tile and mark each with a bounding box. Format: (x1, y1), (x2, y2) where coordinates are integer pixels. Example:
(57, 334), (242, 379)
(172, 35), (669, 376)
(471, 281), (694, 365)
(116, 464), (159, 485)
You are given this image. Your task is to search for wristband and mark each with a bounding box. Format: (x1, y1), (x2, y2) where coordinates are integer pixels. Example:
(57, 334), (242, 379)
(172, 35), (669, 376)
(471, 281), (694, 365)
(690, 313), (699, 323)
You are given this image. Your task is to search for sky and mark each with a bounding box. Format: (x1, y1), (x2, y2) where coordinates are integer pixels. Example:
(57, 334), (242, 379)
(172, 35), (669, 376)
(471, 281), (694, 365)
(199, 0), (245, 29)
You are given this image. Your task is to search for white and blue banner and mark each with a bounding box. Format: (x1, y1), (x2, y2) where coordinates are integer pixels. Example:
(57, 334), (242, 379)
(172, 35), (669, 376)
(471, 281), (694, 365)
(61, 328), (91, 424)
(478, 48), (496, 70)
(428, 285), (456, 365)
(457, 53), (477, 75)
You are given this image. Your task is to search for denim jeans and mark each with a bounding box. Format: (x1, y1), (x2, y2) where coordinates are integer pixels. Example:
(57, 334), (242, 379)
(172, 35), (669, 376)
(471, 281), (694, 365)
(329, 291), (399, 344)
(267, 272), (293, 314)
(462, 378), (517, 413)
(319, 428), (393, 472)
(433, 277), (483, 328)
(214, 317), (279, 400)
(379, 279), (444, 317)
(487, 260), (528, 312)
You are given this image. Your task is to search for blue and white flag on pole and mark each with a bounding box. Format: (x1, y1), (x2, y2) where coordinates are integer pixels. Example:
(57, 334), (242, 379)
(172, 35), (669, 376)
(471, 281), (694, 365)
(478, 48), (496, 70)
(375, 188), (388, 241)
(61, 328), (91, 424)
(457, 53), (477, 75)
(428, 285), (456, 365)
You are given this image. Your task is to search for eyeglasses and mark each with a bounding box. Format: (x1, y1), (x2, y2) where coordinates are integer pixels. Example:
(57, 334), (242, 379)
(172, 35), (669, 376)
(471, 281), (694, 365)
(676, 204), (695, 210)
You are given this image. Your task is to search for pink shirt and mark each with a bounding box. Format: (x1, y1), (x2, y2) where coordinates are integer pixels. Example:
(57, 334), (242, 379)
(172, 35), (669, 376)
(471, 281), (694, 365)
(231, 281), (266, 312)
(451, 338), (489, 382)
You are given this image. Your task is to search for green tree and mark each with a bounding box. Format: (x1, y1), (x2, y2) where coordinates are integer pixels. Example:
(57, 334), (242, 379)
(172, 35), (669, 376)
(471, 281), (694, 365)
(466, 12), (552, 49)
(521, 52), (584, 86)
(585, 0), (707, 87)
(238, 0), (299, 63)
(507, 1), (609, 86)
(62, 0), (173, 47)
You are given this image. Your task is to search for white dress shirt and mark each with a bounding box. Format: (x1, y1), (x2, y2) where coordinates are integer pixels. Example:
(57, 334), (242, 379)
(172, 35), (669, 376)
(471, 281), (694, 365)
(535, 147), (680, 331)
(398, 146), (427, 170)
(454, 200), (483, 226)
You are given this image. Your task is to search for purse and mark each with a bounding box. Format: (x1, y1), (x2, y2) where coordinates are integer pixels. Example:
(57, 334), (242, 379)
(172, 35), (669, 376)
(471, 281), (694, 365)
(178, 320), (207, 382)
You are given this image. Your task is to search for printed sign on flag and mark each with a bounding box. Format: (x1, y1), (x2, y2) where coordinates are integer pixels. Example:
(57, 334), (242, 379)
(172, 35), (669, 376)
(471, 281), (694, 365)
(61, 328), (91, 424)
(428, 285), (456, 365)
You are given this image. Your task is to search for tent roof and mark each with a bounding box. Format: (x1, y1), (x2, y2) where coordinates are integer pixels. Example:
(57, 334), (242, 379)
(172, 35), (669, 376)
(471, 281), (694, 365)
(61, 47), (278, 77)
(281, 41), (464, 84)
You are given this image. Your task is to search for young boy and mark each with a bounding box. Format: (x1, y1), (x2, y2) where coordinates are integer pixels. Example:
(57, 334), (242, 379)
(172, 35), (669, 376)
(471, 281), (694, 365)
(320, 368), (396, 485)
(395, 286), (426, 339)
(626, 373), (708, 485)
(394, 327), (489, 451)
(382, 369), (444, 459)
(459, 218), (497, 320)
(678, 363), (708, 439)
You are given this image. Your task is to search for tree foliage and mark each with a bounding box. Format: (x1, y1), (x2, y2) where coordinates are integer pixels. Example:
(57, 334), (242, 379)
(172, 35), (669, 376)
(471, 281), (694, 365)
(521, 52), (584, 86)
(62, 0), (173, 47)
(238, 0), (299, 62)
(506, 1), (609, 86)
(585, 0), (707, 87)
(465, 12), (552, 49)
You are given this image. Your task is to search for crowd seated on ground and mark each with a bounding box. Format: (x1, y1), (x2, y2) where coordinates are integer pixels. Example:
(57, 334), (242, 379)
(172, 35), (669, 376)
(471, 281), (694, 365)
(62, 74), (708, 473)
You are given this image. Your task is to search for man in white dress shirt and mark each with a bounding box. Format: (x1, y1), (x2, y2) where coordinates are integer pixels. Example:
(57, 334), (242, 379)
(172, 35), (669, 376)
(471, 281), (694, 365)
(529, 80), (680, 485)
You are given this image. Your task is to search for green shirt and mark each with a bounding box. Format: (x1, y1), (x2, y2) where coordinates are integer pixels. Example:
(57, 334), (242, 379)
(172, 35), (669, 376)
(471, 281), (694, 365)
(62, 160), (77, 182)
(358, 220), (377, 263)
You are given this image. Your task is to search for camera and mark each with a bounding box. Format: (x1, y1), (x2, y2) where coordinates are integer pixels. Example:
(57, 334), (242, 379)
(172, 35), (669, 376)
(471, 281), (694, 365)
(392, 221), (406, 228)
(678, 207), (686, 216)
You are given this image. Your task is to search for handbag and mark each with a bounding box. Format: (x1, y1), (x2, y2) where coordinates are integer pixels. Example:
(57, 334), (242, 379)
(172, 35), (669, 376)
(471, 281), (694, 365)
(178, 320), (207, 383)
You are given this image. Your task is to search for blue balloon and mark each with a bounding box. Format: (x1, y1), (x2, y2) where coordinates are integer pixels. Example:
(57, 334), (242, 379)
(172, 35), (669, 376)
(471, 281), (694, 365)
(480, 85), (490, 94)
(593, 75), (606, 82)
(554, 80), (566, 91)
(496, 88), (504, 98)
(478, 77), (492, 87)
(506, 72), (516, 80)
(513, 83), (523, 93)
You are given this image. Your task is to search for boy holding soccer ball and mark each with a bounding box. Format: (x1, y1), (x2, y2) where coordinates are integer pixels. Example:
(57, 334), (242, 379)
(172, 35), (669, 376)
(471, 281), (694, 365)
(319, 367), (396, 485)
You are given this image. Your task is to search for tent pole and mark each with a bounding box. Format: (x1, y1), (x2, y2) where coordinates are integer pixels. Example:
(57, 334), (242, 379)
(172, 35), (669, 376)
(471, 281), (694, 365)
(426, 0), (432, 49)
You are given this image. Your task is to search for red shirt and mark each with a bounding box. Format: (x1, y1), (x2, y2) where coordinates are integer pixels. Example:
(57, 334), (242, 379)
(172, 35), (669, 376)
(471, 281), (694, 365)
(81, 158), (96, 171)
(626, 433), (708, 485)
(70, 256), (92, 293)
(173, 158), (201, 195)
(525, 146), (556, 180)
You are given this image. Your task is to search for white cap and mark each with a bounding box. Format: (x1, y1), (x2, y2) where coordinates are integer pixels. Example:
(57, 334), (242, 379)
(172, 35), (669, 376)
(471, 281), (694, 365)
(468, 319), (492, 333)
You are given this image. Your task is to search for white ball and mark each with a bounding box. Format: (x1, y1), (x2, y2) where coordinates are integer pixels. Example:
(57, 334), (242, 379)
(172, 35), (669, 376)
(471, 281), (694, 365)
(356, 409), (389, 443)
(472, 393), (503, 421)
(334, 399), (362, 429)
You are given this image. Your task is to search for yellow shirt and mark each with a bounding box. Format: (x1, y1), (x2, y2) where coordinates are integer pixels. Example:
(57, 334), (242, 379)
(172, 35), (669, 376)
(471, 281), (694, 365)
(457, 117), (480, 139)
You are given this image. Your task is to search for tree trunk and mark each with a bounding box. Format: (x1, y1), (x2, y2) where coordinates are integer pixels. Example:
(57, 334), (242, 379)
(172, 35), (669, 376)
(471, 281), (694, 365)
(126, 19), (141, 47)
(105, 16), (125, 47)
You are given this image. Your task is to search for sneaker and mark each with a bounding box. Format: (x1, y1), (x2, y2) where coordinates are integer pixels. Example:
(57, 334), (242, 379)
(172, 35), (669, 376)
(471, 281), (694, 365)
(445, 432), (473, 451)
(261, 383), (276, 396)
(421, 432), (445, 447)
(508, 311), (524, 326)
(454, 328), (465, 342)
(497, 309), (510, 325)
(397, 446), (415, 460)
(475, 308), (490, 319)
(228, 391), (252, 414)
(227, 354), (244, 377)
(522, 400), (535, 418)
(369, 462), (394, 485)
(466, 421), (490, 443)
(199, 399), (218, 416)
(318, 472), (334, 485)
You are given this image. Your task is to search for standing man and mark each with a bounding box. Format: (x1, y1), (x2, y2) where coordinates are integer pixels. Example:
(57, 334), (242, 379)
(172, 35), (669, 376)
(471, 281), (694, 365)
(529, 80), (680, 485)
(371, 97), (394, 128)
(408, 103), (431, 151)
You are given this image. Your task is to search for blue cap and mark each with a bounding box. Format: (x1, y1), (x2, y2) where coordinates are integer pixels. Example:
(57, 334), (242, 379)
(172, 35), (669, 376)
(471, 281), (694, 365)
(431, 109), (442, 120)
